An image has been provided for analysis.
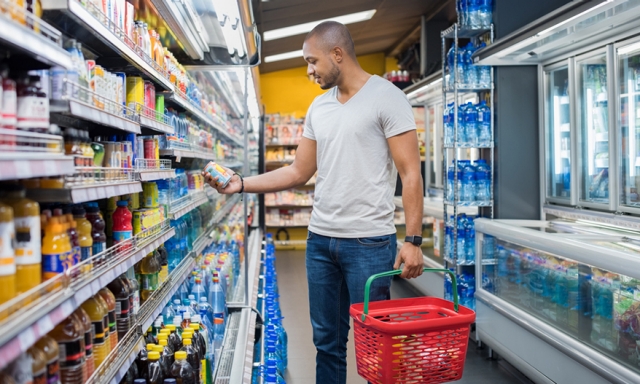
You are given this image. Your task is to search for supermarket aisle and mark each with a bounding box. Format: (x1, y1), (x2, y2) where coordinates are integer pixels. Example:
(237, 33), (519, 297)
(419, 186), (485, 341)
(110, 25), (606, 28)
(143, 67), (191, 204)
(276, 250), (531, 384)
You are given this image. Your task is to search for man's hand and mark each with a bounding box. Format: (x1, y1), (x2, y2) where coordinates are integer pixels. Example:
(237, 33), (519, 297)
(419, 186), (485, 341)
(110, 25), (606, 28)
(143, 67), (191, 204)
(202, 167), (242, 195)
(394, 242), (424, 279)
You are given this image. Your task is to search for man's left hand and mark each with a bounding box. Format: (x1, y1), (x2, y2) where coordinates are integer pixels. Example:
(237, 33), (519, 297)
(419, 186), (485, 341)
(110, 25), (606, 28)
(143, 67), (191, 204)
(394, 242), (424, 279)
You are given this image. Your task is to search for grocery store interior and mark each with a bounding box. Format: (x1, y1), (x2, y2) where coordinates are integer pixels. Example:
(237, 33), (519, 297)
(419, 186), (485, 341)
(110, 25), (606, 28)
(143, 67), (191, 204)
(2, 0), (640, 383)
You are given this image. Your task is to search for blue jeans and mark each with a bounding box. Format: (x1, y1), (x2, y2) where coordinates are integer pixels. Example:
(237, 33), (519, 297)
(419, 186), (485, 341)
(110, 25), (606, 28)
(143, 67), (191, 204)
(306, 231), (397, 384)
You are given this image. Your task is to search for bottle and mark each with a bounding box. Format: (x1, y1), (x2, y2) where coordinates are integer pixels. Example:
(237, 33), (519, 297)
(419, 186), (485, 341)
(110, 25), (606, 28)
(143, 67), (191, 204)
(189, 322), (207, 383)
(136, 344), (152, 382)
(456, 215), (466, 264)
(475, 159), (491, 203)
(80, 297), (109, 372)
(1, 185), (40, 294)
(478, 0), (493, 28)
(26, 345), (47, 384)
(197, 297), (214, 325)
(213, 317), (224, 356)
(463, 43), (477, 87)
(73, 206), (93, 265)
(140, 252), (160, 303)
(157, 339), (174, 378)
(84, 204), (106, 263)
(477, 100), (491, 146)
(48, 314), (86, 384)
(162, 303), (176, 327)
(71, 309), (93, 381)
(463, 102), (478, 146)
(190, 278), (206, 305)
(147, 351), (164, 384)
(456, 104), (467, 144)
(35, 336), (60, 384)
(446, 162), (455, 202)
(170, 351), (196, 384)
(107, 276), (131, 340)
(166, 324), (182, 353)
(208, 274), (226, 322)
(1, 66), (17, 140)
(465, 219), (476, 265)
(64, 211), (81, 269)
(0, 203), (16, 304)
(124, 272), (140, 324)
(157, 246), (169, 284)
(179, 338), (199, 381)
(94, 290), (115, 352)
(112, 200), (133, 245)
(477, 42), (491, 87)
(461, 161), (476, 202)
(41, 217), (72, 281)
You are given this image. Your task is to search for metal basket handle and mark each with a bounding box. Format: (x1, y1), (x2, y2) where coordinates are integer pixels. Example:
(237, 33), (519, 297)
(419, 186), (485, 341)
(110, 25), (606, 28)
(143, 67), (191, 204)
(362, 268), (459, 322)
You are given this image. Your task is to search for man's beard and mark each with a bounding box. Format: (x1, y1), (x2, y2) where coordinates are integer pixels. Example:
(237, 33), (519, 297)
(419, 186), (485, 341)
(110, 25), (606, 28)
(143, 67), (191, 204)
(320, 62), (340, 90)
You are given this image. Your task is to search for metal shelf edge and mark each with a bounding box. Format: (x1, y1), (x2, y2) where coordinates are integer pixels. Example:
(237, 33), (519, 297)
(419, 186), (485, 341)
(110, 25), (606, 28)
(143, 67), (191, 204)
(0, 155), (75, 181)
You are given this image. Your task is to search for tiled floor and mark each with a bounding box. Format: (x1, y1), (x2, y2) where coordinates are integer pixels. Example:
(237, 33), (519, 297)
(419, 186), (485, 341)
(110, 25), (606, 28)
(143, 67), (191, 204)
(276, 250), (532, 384)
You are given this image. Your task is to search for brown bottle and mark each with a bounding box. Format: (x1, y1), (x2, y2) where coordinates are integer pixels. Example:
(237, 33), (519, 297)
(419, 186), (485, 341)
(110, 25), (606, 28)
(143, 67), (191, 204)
(72, 308), (94, 380)
(27, 346), (46, 384)
(107, 276), (131, 340)
(35, 336), (60, 384)
(48, 314), (86, 384)
(97, 288), (118, 351)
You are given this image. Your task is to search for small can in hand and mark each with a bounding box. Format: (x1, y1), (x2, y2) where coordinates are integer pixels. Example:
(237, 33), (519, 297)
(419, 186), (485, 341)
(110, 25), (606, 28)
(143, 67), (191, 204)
(204, 161), (232, 188)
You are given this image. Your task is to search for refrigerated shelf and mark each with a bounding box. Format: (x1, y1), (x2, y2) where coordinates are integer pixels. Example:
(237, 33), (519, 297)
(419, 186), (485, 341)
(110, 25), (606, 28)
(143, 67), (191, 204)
(27, 180), (142, 203)
(0, 220), (175, 370)
(168, 191), (209, 220)
(0, 153), (75, 181)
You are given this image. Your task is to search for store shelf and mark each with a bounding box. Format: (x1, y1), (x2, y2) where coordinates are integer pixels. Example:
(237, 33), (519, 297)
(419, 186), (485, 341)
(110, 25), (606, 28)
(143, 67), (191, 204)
(443, 257), (497, 266)
(50, 98), (141, 134)
(0, 4), (73, 69)
(265, 204), (313, 209)
(444, 84), (493, 93)
(274, 240), (307, 247)
(192, 195), (241, 256)
(444, 200), (493, 207)
(442, 24), (491, 39)
(139, 115), (175, 135)
(0, 153), (75, 181)
(160, 147), (214, 162)
(394, 196), (478, 219)
(164, 92), (243, 147)
(444, 142), (494, 149)
(27, 180), (142, 203)
(168, 191), (208, 220)
(41, 0), (174, 91)
(136, 169), (176, 181)
(0, 220), (174, 370)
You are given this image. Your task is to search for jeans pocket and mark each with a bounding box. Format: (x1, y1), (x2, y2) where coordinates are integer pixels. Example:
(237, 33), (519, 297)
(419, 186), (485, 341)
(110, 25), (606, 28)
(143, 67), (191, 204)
(307, 231), (313, 240)
(356, 235), (391, 247)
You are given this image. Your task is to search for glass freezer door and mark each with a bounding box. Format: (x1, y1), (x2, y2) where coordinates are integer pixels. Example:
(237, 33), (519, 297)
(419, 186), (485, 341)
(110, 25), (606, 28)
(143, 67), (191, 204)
(546, 66), (572, 201)
(577, 53), (610, 204)
(619, 43), (640, 208)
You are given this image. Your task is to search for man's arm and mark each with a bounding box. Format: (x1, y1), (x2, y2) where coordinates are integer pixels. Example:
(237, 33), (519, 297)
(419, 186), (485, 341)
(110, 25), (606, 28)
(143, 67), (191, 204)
(388, 130), (424, 279)
(204, 137), (317, 194)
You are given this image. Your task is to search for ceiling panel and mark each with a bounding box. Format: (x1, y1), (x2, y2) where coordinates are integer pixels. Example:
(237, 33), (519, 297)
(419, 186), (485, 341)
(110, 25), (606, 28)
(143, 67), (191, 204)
(254, 0), (453, 73)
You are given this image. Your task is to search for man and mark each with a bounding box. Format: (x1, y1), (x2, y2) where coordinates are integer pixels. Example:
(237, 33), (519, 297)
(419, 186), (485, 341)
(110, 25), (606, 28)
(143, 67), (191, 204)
(204, 21), (424, 384)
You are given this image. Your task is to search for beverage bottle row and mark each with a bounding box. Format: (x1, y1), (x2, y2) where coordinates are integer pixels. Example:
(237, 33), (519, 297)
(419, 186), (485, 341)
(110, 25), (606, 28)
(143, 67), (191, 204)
(444, 101), (491, 147)
(456, 0), (493, 29)
(444, 213), (476, 265)
(444, 270), (476, 311)
(446, 42), (491, 89)
(446, 160), (491, 203)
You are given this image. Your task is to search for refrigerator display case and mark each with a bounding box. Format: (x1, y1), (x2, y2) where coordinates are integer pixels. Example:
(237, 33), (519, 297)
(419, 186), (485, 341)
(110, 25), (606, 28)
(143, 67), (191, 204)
(475, 219), (640, 384)
(619, 38), (640, 211)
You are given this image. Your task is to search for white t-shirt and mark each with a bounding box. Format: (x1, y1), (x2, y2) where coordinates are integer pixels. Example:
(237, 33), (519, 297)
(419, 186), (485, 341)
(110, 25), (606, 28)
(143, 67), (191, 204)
(303, 75), (416, 238)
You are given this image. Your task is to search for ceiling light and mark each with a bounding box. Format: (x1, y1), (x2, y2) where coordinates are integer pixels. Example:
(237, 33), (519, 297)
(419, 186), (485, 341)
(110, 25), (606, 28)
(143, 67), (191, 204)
(264, 50), (304, 63)
(263, 9), (377, 41)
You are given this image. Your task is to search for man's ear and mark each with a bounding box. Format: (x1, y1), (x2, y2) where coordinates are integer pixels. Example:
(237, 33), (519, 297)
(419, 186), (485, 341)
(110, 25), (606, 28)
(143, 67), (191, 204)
(332, 46), (344, 63)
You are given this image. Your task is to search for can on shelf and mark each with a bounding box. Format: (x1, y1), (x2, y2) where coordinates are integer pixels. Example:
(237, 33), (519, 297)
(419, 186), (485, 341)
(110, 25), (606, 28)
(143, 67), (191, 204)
(142, 182), (159, 208)
(126, 76), (144, 113)
(204, 161), (232, 188)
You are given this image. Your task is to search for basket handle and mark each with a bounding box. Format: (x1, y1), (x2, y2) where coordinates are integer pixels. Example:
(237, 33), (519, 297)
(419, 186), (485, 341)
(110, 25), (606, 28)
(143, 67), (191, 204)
(362, 268), (458, 322)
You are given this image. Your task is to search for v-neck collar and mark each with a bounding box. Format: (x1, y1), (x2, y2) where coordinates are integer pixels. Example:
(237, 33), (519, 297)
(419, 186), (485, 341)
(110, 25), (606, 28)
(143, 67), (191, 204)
(333, 75), (376, 106)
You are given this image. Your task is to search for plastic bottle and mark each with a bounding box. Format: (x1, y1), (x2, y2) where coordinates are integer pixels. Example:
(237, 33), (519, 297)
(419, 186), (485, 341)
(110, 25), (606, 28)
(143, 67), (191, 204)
(213, 317), (224, 358)
(476, 42), (491, 87)
(166, 324), (182, 353)
(97, 288), (118, 351)
(157, 339), (174, 378)
(475, 159), (491, 203)
(71, 308), (93, 381)
(41, 217), (72, 281)
(0, 203), (16, 304)
(26, 345), (47, 384)
(170, 351), (196, 384)
(84, 204), (106, 263)
(157, 246), (169, 284)
(478, 0), (493, 28)
(190, 278), (206, 305)
(460, 161), (476, 202)
(465, 219), (476, 265)
(463, 102), (478, 146)
(208, 273), (226, 322)
(112, 200), (133, 245)
(35, 336), (59, 384)
(477, 100), (491, 146)
(80, 297), (108, 372)
(123, 272), (140, 324)
(140, 252), (160, 303)
(136, 344), (151, 382)
(1, 185), (40, 294)
(73, 206), (93, 265)
(147, 351), (164, 384)
(198, 297), (214, 324)
(189, 321), (208, 383)
(179, 338), (199, 381)
(162, 303), (176, 326)
(48, 314), (86, 384)
(456, 215), (467, 264)
(66, 212), (81, 269)
(456, 104), (467, 144)
(107, 276), (131, 340)
(446, 44), (456, 88)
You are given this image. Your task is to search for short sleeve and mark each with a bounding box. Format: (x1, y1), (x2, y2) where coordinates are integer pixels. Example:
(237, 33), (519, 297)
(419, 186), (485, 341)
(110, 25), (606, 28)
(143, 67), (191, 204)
(379, 86), (416, 138)
(302, 102), (315, 141)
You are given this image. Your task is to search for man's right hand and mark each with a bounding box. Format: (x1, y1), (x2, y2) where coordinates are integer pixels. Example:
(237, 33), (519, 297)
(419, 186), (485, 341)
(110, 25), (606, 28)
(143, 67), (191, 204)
(202, 168), (242, 195)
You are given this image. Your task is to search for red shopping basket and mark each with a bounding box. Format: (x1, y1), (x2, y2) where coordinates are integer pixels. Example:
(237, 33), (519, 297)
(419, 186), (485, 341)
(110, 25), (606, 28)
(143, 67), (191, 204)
(350, 268), (476, 384)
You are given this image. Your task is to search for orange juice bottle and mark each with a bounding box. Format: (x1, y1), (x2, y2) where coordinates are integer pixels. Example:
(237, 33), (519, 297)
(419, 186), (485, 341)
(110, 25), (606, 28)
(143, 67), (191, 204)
(93, 292), (112, 352)
(1, 185), (40, 294)
(35, 336), (60, 384)
(97, 288), (118, 351)
(73, 206), (93, 268)
(72, 307), (95, 380)
(0, 203), (16, 304)
(41, 217), (72, 281)
(48, 314), (86, 384)
(27, 345), (46, 384)
(80, 296), (109, 369)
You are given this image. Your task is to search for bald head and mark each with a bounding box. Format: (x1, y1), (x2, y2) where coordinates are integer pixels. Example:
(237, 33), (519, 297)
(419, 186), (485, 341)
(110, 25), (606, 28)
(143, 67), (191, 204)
(304, 21), (356, 59)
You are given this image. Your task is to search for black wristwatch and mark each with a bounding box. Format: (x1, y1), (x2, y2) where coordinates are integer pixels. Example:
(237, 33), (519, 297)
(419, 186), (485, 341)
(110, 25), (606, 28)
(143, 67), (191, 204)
(405, 236), (422, 246)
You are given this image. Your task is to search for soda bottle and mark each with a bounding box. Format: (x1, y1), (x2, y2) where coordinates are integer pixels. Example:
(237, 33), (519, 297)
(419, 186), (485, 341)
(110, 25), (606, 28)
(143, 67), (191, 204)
(72, 206), (93, 266)
(189, 322), (207, 383)
(1, 185), (40, 294)
(0, 203), (16, 304)
(84, 204), (106, 264)
(80, 296), (109, 369)
(180, 337), (199, 380)
(97, 288), (118, 351)
(107, 276), (131, 340)
(170, 351), (196, 384)
(208, 273), (226, 322)
(112, 200), (133, 245)
(72, 308), (95, 379)
(64, 210), (81, 268)
(35, 336), (59, 384)
(27, 346), (46, 384)
(157, 245), (169, 284)
(123, 273), (140, 323)
(166, 324), (182, 353)
(48, 314), (86, 384)
(136, 344), (152, 382)
(41, 217), (72, 281)
(157, 339), (174, 378)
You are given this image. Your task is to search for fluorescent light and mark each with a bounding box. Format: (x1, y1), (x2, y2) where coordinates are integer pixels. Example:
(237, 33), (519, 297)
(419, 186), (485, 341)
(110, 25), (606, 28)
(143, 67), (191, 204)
(264, 10), (376, 41)
(264, 50), (304, 63)
(619, 41), (640, 56)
